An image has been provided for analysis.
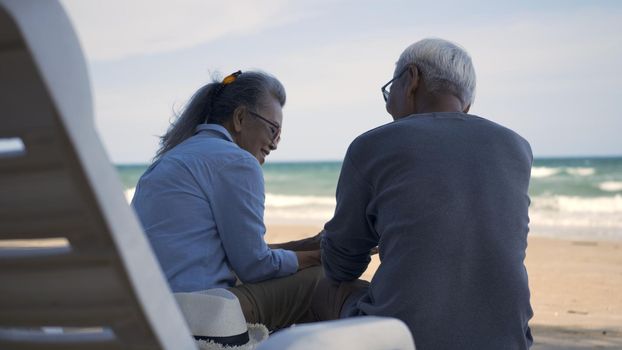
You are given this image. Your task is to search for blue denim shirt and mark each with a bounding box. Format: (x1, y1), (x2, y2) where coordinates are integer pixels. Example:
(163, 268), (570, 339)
(132, 124), (298, 292)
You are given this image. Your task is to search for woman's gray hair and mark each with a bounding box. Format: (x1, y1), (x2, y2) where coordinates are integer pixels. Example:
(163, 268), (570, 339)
(155, 70), (286, 160)
(397, 38), (476, 108)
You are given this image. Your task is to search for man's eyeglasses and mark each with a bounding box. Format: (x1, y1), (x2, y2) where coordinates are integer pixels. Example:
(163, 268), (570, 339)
(381, 66), (409, 102)
(249, 111), (281, 143)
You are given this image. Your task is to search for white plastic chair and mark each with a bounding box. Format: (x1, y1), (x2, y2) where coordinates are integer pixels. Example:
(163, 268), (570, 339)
(0, 1), (196, 348)
(259, 317), (415, 350)
(0, 1), (416, 349)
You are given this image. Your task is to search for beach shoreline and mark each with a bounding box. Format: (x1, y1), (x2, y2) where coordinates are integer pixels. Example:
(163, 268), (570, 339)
(265, 224), (622, 349)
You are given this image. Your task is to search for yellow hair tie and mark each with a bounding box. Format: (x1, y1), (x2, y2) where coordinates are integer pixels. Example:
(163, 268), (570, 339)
(222, 70), (242, 85)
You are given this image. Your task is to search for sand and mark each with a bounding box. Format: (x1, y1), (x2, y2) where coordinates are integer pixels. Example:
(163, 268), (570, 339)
(265, 224), (622, 349)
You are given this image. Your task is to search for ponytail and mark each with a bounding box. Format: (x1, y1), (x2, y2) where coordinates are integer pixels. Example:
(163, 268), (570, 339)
(155, 70), (286, 160)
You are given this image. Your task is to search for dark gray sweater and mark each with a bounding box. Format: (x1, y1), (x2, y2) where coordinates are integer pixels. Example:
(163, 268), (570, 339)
(322, 112), (533, 350)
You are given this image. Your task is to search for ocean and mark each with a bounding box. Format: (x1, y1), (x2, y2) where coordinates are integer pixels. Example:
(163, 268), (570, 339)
(118, 157), (622, 241)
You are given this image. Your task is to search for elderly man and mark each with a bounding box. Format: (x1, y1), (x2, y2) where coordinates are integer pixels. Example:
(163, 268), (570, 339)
(315, 38), (533, 349)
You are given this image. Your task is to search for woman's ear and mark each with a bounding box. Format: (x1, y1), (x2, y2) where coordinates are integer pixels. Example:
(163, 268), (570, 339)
(231, 106), (246, 133)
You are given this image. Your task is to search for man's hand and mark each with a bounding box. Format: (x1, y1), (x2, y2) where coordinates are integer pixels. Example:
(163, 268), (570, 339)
(295, 249), (321, 270)
(269, 229), (324, 251)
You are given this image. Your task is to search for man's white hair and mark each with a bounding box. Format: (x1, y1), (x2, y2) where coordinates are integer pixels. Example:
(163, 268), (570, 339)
(397, 38), (476, 108)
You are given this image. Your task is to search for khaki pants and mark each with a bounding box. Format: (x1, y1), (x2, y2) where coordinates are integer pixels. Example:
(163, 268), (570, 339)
(228, 266), (323, 331)
(309, 277), (370, 321)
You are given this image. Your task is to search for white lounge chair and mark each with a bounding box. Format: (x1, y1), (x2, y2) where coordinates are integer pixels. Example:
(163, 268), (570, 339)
(0, 1), (196, 348)
(258, 317), (415, 350)
(0, 1), (415, 349)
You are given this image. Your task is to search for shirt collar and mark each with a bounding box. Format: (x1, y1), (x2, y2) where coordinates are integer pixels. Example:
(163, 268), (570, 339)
(195, 123), (234, 142)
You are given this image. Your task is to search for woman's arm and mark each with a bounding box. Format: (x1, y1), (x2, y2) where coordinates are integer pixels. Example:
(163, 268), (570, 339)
(210, 157), (299, 283)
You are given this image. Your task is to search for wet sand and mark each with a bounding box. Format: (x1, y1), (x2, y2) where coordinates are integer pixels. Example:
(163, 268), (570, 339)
(266, 225), (622, 349)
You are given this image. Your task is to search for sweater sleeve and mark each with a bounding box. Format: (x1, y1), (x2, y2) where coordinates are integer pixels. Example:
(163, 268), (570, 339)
(322, 144), (378, 282)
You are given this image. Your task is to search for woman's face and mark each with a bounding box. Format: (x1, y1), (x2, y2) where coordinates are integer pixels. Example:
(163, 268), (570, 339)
(233, 97), (283, 165)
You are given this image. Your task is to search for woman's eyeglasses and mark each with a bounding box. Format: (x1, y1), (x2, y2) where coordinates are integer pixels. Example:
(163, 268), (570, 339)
(248, 111), (281, 143)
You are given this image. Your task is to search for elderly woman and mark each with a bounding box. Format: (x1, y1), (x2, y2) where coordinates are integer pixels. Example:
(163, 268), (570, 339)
(131, 70), (322, 331)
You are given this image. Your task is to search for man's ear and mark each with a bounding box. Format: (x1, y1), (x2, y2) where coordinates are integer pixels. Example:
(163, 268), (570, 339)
(232, 106), (246, 133)
(406, 64), (420, 98)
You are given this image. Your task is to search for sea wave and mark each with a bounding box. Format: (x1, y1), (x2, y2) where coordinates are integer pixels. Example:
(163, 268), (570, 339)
(123, 188), (335, 209)
(265, 193), (335, 208)
(531, 167), (560, 178)
(531, 166), (596, 178)
(121, 187), (622, 236)
(531, 195), (622, 214)
(599, 181), (622, 192)
(124, 188), (622, 214)
(565, 167), (595, 176)
(124, 188), (135, 203)
(264, 208), (335, 224)
(530, 211), (622, 228)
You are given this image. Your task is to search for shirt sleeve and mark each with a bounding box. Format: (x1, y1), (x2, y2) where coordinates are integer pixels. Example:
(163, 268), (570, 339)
(322, 144), (378, 282)
(209, 156), (298, 283)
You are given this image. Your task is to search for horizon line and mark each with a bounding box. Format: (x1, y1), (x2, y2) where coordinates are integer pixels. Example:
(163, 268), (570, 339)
(113, 154), (622, 166)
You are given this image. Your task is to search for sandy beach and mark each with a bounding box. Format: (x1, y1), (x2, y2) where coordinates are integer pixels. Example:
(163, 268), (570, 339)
(9, 220), (618, 348)
(265, 224), (622, 349)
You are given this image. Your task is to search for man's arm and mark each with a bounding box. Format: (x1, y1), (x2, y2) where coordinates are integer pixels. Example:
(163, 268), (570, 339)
(295, 250), (322, 270)
(269, 231), (323, 270)
(322, 145), (378, 282)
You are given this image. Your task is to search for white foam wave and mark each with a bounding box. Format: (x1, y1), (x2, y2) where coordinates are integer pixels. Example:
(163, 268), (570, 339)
(123, 189), (335, 209)
(265, 194), (336, 224)
(565, 167), (595, 176)
(122, 187), (622, 236)
(265, 193), (335, 208)
(532, 195), (622, 214)
(264, 208), (335, 224)
(531, 166), (596, 178)
(124, 188), (135, 203)
(529, 211), (622, 228)
(531, 167), (560, 178)
(599, 181), (622, 192)
(529, 195), (622, 238)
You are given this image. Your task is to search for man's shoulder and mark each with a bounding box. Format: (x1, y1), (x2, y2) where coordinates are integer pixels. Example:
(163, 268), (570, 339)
(350, 112), (444, 143)
(345, 114), (430, 154)
(467, 114), (532, 151)
(348, 119), (398, 147)
(351, 112), (530, 149)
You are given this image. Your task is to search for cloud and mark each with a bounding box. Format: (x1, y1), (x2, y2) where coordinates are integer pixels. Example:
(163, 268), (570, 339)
(77, 2), (622, 162)
(61, 0), (307, 61)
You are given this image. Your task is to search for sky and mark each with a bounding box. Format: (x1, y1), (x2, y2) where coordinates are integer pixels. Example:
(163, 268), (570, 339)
(60, 0), (622, 164)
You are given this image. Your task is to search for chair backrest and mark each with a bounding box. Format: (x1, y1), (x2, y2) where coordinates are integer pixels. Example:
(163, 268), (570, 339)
(0, 1), (196, 349)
